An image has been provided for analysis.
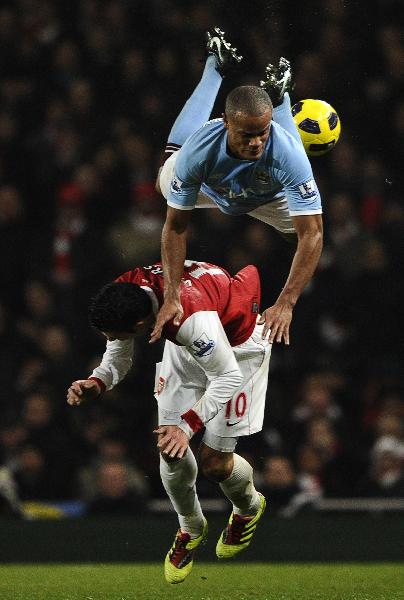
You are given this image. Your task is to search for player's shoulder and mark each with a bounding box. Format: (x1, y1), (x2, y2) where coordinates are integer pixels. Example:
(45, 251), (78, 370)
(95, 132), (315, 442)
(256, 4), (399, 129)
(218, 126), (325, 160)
(180, 119), (225, 154)
(115, 264), (162, 284)
(271, 121), (307, 156)
(270, 121), (312, 171)
(175, 120), (225, 176)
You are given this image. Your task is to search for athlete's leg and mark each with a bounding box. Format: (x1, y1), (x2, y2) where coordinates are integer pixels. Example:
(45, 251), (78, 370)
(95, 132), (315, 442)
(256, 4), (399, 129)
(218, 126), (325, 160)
(198, 438), (266, 559)
(273, 91), (302, 145)
(155, 347), (206, 537)
(165, 55), (222, 154)
(260, 57), (303, 147)
(156, 52), (224, 195)
(198, 440), (261, 517)
(160, 450), (208, 584)
(159, 450), (205, 537)
(196, 320), (270, 558)
(157, 28), (241, 196)
(163, 27), (242, 158)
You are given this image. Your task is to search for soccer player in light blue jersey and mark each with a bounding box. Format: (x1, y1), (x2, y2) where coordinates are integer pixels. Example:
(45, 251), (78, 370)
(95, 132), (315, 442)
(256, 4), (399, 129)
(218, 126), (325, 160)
(151, 28), (323, 347)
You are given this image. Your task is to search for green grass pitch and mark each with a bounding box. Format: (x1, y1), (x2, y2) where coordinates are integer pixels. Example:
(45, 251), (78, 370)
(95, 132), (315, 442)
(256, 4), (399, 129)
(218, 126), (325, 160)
(0, 563), (403, 600)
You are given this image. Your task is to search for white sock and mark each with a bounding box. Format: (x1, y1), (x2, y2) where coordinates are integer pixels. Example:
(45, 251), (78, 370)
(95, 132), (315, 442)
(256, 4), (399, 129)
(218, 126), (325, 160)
(219, 453), (261, 517)
(159, 450), (205, 538)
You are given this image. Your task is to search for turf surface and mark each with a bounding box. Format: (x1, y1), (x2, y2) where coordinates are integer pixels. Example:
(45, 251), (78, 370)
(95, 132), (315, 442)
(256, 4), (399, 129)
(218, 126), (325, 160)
(0, 563), (403, 600)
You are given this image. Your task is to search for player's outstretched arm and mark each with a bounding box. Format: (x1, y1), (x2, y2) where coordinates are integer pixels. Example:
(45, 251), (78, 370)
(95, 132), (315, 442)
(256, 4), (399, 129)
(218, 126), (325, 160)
(259, 213), (323, 344)
(150, 207), (192, 343)
(66, 379), (101, 406)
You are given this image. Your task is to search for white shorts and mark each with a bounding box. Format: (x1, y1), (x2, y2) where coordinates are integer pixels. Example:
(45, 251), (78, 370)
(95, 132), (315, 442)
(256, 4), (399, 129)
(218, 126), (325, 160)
(158, 151), (296, 235)
(154, 320), (272, 452)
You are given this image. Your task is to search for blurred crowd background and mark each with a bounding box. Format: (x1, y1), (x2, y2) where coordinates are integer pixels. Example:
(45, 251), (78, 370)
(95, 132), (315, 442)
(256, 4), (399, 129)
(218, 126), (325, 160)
(1, 0), (404, 519)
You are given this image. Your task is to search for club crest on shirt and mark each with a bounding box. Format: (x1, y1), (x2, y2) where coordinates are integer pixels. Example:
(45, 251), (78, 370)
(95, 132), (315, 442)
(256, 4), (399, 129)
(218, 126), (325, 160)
(298, 179), (317, 199)
(255, 169), (271, 184)
(170, 176), (183, 194)
(191, 333), (215, 357)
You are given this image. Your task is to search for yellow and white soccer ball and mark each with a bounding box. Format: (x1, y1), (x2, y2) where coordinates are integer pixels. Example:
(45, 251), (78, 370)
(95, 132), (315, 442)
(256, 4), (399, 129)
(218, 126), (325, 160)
(292, 99), (341, 156)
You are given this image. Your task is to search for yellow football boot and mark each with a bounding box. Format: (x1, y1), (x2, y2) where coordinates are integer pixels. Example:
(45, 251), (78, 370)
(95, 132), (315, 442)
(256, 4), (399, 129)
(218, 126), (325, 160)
(164, 519), (208, 584)
(216, 493), (266, 559)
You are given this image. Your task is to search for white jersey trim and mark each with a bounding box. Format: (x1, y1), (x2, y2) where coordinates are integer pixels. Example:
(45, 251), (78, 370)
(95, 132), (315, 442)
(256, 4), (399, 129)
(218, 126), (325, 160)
(289, 208), (323, 216)
(167, 200), (195, 210)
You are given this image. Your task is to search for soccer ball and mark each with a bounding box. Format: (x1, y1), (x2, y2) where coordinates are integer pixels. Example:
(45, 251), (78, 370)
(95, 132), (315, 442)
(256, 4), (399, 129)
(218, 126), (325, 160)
(291, 99), (341, 156)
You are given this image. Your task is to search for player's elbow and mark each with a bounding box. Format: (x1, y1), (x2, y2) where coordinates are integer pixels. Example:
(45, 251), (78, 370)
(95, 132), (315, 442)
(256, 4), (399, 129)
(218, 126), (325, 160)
(209, 369), (243, 404)
(311, 227), (323, 250)
(296, 218), (323, 252)
(221, 370), (244, 398)
(317, 230), (323, 253)
(233, 371), (244, 388)
(304, 228), (323, 261)
(314, 224), (324, 253)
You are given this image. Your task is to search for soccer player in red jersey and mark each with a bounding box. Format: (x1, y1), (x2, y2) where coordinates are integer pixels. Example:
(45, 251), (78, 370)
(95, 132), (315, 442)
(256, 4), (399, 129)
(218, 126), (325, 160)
(67, 260), (269, 583)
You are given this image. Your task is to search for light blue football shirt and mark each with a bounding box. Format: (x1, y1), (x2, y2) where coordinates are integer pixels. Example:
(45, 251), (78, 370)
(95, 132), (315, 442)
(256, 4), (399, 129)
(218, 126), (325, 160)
(166, 118), (322, 217)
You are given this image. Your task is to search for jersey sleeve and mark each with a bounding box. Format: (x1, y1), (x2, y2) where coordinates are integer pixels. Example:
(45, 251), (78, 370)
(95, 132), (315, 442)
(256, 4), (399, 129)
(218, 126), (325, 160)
(90, 339), (134, 391)
(165, 142), (205, 210)
(175, 311), (243, 436)
(278, 146), (323, 216)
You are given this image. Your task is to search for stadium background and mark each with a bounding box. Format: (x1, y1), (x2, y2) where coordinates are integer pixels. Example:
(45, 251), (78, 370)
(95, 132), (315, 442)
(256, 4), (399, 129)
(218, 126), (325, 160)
(0, 0), (403, 541)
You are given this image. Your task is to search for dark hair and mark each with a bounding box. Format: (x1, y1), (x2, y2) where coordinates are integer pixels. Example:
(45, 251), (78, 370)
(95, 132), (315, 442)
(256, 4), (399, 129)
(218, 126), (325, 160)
(88, 282), (152, 332)
(225, 85), (272, 118)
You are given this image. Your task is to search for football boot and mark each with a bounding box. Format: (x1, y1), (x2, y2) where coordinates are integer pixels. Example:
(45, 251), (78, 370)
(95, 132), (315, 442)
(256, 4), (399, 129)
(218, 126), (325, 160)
(164, 519), (208, 584)
(260, 57), (293, 107)
(206, 26), (243, 76)
(216, 493), (266, 559)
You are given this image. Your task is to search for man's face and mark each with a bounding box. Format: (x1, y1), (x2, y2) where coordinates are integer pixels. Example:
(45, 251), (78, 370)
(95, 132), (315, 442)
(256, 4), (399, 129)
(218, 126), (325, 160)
(223, 109), (272, 161)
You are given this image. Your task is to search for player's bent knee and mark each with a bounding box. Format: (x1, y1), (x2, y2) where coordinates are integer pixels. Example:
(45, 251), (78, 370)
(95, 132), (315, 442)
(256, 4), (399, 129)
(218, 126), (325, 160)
(200, 456), (233, 482)
(198, 445), (233, 482)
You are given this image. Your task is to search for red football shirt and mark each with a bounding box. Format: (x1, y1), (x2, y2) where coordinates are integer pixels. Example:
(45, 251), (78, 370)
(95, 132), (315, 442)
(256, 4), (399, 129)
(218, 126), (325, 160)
(116, 260), (260, 347)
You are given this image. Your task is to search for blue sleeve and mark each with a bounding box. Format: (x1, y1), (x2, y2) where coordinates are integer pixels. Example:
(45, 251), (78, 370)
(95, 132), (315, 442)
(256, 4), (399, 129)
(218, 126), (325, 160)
(278, 144), (322, 216)
(166, 142), (204, 210)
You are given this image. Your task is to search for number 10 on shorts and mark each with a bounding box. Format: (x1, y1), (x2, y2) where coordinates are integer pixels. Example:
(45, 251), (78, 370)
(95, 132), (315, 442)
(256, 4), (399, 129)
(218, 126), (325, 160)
(225, 392), (247, 423)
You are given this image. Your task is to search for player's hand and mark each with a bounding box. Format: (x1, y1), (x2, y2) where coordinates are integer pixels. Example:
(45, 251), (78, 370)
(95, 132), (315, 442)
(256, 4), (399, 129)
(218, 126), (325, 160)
(66, 379), (101, 406)
(154, 425), (189, 459)
(258, 302), (293, 345)
(149, 297), (183, 344)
